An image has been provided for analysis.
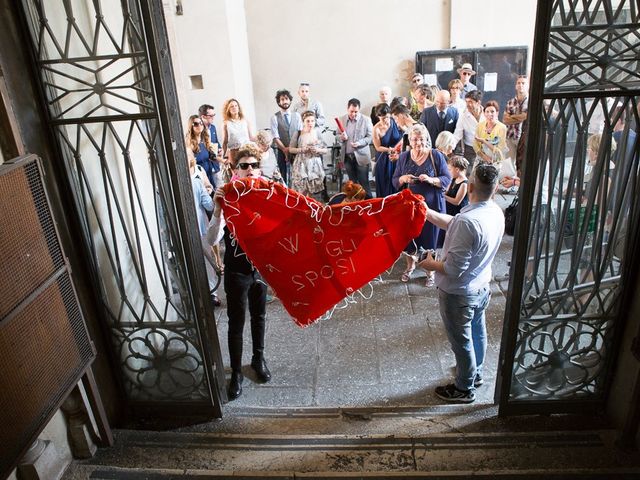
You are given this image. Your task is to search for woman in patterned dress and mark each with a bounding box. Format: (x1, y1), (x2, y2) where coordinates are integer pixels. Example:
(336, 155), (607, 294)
(289, 111), (327, 201)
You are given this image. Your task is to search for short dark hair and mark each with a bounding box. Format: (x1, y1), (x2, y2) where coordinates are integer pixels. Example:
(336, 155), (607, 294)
(471, 163), (500, 200)
(449, 155), (469, 171)
(198, 104), (214, 116)
(465, 90), (483, 102)
(375, 103), (391, 117)
(235, 143), (262, 164)
(390, 96), (408, 110)
(417, 84), (434, 100)
(276, 89), (293, 102)
(347, 98), (360, 108)
(391, 104), (411, 116)
(484, 100), (500, 111)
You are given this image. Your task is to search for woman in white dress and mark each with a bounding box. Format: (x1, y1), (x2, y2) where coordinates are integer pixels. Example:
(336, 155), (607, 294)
(289, 111), (327, 200)
(222, 98), (255, 169)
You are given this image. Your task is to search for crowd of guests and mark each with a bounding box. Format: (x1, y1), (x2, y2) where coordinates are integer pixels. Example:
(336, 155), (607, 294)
(185, 63), (530, 403)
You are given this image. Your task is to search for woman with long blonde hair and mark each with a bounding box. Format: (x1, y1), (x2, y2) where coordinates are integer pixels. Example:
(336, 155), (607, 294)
(221, 98), (255, 167)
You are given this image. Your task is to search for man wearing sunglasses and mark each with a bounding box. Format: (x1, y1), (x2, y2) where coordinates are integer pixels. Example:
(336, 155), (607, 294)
(198, 103), (219, 146)
(409, 73), (424, 121)
(207, 144), (271, 400)
(457, 63), (478, 95)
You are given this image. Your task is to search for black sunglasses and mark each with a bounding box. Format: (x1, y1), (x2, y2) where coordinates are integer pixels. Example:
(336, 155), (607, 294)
(192, 120), (203, 126)
(238, 162), (260, 170)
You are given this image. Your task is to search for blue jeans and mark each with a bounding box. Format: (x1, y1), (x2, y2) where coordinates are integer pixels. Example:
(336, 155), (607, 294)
(438, 286), (490, 391)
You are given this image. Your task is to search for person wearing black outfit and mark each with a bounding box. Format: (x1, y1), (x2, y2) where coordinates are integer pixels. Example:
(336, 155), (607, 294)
(207, 144), (271, 400)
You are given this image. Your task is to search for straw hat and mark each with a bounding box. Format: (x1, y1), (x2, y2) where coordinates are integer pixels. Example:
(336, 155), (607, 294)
(457, 63), (476, 75)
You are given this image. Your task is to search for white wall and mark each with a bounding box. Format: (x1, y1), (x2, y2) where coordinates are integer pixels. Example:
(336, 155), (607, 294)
(169, 0), (256, 131)
(451, 0), (537, 71)
(166, 0), (537, 136)
(245, 0), (450, 132)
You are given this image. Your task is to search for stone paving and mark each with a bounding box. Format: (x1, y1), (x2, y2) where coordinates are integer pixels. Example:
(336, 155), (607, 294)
(213, 194), (515, 409)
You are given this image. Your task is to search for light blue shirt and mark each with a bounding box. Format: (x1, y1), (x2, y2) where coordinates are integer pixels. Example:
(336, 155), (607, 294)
(435, 200), (504, 295)
(191, 169), (213, 236)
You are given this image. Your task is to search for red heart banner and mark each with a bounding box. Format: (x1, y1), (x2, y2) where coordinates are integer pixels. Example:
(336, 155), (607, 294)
(221, 178), (427, 327)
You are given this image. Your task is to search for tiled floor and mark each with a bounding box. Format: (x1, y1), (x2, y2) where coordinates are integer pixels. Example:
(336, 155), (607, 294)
(213, 194), (515, 409)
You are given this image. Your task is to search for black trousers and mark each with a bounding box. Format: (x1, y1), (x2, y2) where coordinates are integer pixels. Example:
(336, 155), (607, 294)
(276, 149), (289, 185)
(224, 270), (267, 372)
(463, 144), (476, 175)
(344, 152), (371, 194)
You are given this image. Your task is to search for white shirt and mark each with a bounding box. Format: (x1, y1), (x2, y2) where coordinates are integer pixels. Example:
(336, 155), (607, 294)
(453, 97), (466, 113)
(260, 148), (279, 180)
(454, 110), (485, 147)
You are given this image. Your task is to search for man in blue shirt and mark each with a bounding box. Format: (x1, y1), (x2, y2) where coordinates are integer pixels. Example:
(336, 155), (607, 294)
(419, 164), (504, 403)
(199, 103), (219, 146)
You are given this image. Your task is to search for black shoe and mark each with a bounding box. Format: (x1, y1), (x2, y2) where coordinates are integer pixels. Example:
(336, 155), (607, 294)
(434, 383), (475, 403)
(228, 371), (243, 400)
(211, 293), (221, 307)
(474, 373), (484, 388)
(251, 357), (272, 383)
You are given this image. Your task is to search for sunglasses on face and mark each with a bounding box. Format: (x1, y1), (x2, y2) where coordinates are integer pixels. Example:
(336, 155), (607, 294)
(461, 72), (472, 76)
(412, 79), (422, 83)
(192, 121), (203, 126)
(238, 162), (260, 170)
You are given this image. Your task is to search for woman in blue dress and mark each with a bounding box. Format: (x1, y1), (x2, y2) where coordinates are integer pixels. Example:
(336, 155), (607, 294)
(373, 104), (403, 197)
(392, 123), (451, 286)
(186, 114), (220, 188)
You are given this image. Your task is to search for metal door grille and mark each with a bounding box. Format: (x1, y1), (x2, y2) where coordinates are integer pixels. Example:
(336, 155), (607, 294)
(498, 0), (640, 413)
(18, 0), (223, 411)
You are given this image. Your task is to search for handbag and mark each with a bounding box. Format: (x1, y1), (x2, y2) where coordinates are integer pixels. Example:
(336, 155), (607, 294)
(504, 196), (518, 236)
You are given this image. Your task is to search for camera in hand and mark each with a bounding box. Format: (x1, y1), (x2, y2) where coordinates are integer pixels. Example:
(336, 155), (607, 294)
(418, 248), (436, 262)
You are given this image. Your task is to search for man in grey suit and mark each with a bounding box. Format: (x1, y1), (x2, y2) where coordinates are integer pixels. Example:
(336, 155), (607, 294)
(339, 98), (374, 195)
(270, 89), (301, 183)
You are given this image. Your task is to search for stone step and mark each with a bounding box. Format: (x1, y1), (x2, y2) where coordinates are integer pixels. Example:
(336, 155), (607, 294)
(128, 404), (612, 437)
(63, 428), (640, 477)
(63, 464), (640, 479)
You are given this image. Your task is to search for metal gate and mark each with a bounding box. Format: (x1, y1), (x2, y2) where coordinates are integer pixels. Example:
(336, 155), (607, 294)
(17, 0), (226, 416)
(497, 0), (640, 414)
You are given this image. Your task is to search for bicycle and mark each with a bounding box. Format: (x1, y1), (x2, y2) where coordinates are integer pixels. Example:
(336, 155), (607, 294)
(321, 126), (344, 195)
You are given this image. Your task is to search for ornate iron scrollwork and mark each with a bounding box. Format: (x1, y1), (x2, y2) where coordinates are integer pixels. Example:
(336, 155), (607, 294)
(20, 0), (217, 406)
(503, 0), (640, 405)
